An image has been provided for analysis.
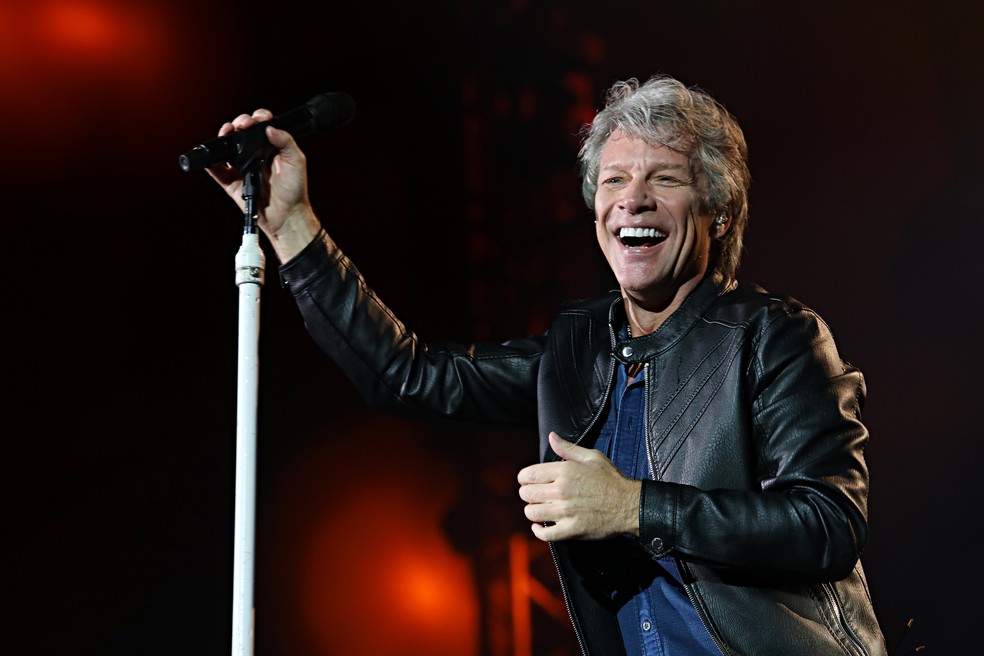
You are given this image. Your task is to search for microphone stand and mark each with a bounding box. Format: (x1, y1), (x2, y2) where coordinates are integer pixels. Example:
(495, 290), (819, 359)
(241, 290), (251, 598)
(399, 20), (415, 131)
(231, 155), (266, 656)
(177, 96), (354, 655)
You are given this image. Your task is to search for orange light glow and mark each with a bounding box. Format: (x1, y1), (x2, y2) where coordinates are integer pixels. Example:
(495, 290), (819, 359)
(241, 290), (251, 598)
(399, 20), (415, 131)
(1, 1), (219, 170)
(33, 0), (169, 75)
(399, 558), (449, 617)
(40, 2), (117, 55)
(264, 417), (480, 656)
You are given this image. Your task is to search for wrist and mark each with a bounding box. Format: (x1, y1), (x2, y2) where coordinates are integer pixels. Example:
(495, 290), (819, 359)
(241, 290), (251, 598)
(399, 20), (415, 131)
(269, 208), (321, 262)
(624, 479), (643, 536)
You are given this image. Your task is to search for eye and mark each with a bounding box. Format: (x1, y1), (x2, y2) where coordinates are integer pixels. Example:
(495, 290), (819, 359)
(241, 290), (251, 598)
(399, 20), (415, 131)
(602, 176), (624, 185)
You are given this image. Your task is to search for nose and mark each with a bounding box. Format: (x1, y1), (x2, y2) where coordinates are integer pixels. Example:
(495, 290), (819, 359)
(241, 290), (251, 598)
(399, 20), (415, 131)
(618, 180), (656, 215)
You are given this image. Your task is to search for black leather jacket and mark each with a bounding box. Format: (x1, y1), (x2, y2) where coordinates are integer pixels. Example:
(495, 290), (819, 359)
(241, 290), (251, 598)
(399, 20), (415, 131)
(280, 232), (887, 656)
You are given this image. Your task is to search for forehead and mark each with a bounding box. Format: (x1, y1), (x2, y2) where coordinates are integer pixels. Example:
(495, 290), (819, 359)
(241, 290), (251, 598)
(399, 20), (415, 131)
(599, 129), (692, 170)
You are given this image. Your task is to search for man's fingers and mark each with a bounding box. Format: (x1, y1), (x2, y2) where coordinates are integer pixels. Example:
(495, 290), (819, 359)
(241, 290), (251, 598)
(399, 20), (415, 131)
(517, 464), (538, 485)
(548, 431), (598, 463)
(518, 481), (561, 503)
(265, 125), (299, 152)
(530, 519), (569, 542)
(530, 522), (551, 541)
(205, 163), (241, 187)
(230, 112), (256, 130)
(523, 501), (558, 524)
(229, 109), (273, 132)
(517, 461), (563, 485)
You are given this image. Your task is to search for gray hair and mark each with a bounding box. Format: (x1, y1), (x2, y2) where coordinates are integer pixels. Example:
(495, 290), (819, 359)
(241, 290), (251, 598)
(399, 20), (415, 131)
(578, 75), (751, 281)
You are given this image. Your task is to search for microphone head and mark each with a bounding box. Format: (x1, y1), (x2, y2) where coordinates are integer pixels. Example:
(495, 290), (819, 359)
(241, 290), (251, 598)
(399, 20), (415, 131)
(178, 91), (357, 172)
(305, 92), (357, 134)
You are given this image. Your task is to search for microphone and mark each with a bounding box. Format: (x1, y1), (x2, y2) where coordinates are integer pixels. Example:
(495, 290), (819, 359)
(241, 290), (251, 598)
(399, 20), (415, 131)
(178, 91), (356, 172)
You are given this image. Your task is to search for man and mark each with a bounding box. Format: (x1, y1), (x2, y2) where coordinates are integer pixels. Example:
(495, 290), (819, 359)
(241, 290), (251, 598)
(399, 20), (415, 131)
(208, 75), (887, 655)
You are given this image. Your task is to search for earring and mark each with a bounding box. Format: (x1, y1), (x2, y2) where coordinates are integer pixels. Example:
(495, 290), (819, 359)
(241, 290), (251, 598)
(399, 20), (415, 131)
(715, 215), (728, 225)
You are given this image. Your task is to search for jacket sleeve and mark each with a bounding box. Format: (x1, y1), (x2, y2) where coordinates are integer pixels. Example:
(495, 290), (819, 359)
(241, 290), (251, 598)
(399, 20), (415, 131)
(639, 305), (871, 583)
(278, 231), (544, 427)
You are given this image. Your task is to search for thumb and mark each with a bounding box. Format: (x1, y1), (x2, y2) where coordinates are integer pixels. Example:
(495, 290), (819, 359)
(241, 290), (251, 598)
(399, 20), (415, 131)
(265, 125), (305, 165)
(264, 126), (308, 193)
(549, 431), (592, 462)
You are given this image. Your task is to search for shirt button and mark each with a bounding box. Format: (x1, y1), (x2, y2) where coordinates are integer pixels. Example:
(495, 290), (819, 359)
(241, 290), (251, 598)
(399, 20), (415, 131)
(651, 537), (663, 550)
(642, 620), (653, 632)
(622, 346), (634, 358)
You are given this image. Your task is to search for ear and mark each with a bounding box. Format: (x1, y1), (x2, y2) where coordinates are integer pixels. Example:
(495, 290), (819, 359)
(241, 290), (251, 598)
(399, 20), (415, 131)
(713, 213), (731, 238)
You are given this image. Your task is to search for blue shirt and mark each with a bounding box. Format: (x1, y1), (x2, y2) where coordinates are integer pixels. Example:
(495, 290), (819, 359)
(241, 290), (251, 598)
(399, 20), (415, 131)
(592, 344), (719, 656)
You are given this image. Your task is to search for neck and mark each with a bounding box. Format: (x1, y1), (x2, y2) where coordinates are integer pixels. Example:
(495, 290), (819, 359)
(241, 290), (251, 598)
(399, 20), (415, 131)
(624, 300), (672, 337)
(623, 271), (723, 337)
(623, 286), (692, 336)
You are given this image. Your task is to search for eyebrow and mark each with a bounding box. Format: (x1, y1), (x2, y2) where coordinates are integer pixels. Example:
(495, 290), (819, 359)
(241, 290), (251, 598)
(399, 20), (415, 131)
(600, 161), (690, 172)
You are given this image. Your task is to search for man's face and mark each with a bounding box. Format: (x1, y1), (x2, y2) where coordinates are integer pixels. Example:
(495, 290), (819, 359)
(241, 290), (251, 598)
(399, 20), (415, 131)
(594, 130), (718, 311)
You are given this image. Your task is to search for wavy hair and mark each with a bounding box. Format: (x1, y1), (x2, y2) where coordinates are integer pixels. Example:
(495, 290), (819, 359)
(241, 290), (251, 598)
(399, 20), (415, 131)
(578, 75), (751, 281)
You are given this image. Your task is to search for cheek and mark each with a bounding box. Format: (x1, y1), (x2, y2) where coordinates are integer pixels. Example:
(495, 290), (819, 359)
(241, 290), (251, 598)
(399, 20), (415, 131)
(594, 202), (611, 236)
(594, 187), (619, 218)
(595, 220), (608, 252)
(593, 196), (608, 221)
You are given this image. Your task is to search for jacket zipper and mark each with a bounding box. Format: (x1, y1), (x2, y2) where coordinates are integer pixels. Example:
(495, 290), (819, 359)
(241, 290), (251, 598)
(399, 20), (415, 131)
(677, 560), (729, 655)
(548, 542), (589, 656)
(642, 362), (657, 490)
(820, 581), (868, 656)
(546, 317), (622, 655)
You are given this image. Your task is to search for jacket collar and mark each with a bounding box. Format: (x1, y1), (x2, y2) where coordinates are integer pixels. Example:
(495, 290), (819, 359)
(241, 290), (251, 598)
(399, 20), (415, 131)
(610, 274), (732, 364)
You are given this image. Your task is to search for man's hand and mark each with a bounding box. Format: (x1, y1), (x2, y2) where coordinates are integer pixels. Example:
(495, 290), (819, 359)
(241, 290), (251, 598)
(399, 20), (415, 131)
(517, 432), (642, 542)
(206, 109), (321, 262)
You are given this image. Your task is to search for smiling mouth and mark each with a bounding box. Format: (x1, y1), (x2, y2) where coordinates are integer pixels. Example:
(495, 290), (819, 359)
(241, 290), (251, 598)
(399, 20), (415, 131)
(619, 226), (667, 248)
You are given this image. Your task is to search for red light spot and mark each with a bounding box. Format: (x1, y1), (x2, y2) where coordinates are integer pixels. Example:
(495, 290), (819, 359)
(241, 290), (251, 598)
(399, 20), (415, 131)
(400, 560), (446, 615)
(40, 2), (116, 56)
(264, 417), (480, 655)
(1, 1), (199, 167)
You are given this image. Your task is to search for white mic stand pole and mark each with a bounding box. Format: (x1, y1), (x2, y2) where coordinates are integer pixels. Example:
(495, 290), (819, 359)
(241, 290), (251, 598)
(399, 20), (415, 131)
(231, 162), (266, 656)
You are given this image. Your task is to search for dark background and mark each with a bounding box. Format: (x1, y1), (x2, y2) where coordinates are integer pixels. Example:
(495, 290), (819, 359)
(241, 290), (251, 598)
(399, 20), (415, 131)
(3, 0), (982, 654)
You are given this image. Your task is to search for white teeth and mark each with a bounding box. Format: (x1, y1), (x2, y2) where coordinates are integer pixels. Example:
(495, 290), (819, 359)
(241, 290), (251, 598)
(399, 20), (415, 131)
(619, 227), (665, 238)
